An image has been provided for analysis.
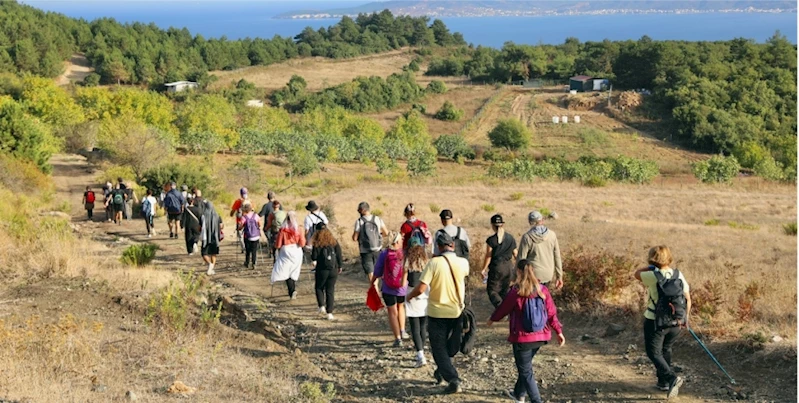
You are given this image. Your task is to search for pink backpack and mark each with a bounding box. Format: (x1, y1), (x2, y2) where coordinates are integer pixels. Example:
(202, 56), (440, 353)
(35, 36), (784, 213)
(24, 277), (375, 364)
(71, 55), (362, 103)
(383, 249), (405, 289)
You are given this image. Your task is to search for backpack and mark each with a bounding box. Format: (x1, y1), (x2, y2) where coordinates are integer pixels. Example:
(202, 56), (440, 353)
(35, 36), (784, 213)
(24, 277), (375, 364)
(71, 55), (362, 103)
(382, 249), (404, 289)
(86, 191), (95, 204)
(306, 212), (325, 241)
(319, 245), (337, 270)
(406, 220), (428, 248)
(271, 210), (287, 233)
(164, 191), (182, 214)
(141, 198), (153, 217)
(359, 216), (382, 251)
(113, 191), (124, 205)
(243, 214), (260, 239)
(649, 269), (687, 330)
(453, 227), (470, 260)
(521, 294), (548, 333)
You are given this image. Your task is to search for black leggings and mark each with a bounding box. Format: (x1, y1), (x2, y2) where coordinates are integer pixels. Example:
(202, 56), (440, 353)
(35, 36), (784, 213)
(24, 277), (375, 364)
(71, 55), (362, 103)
(409, 316), (428, 351)
(314, 269), (338, 313)
(286, 278), (296, 296)
(244, 239), (259, 266)
(487, 260), (514, 307)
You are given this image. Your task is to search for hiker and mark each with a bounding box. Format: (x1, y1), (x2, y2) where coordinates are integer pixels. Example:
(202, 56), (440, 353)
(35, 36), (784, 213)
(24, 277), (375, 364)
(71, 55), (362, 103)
(237, 201), (261, 269)
(181, 185), (192, 205)
(266, 200), (287, 262)
(141, 189), (158, 238)
(230, 188), (250, 254)
(405, 243), (430, 367)
(634, 245), (691, 399)
(121, 180), (138, 221)
(259, 191), (281, 252)
(406, 231), (470, 395)
(433, 209), (471, 258)
(103, 182), (113, 222)
(82, 186), (96, 220)
(372, 231), (408, 347)
(482, 214), (518, 307)
(400, 203), (432, 252)
(163, 182), (186, 239)
(517, 211), (563, 289)
(486, 259), (565, 403)
(106, 184), (126, 225)
(201, 199), (223, 275)
(304, 200), (328, 250)
(311, 222), (343, 320)
(352, 201), (388, 282)
(272, 211), (305, 299)
(182, 193), (204, 254)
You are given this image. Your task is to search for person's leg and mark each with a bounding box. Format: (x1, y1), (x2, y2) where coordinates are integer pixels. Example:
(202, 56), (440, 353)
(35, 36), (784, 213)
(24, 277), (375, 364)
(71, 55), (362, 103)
(87, 208), (93, 219)
(486, 267), (503, 307)
(251, 239), (258, 267)
(512, 343), (542, 402)
(314, 270), (327, 308)
(499, 264), (513, 301)
(397, 296), (407, 336)
(410, 317), (423, 351)
(286, 278), (296, 297)
(326, 272), (337, 314)
(662, 327), (681, 370)
(644, 319), (675, 385)
(386, 303), (401, 340)
(420, 316), (428, 346)
(428, 317), (459, 384)
(244, 240), (254, 266)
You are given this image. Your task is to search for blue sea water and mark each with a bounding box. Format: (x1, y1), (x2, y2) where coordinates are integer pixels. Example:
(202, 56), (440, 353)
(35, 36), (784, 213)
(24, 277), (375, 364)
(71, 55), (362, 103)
(22, 1), (798, 46)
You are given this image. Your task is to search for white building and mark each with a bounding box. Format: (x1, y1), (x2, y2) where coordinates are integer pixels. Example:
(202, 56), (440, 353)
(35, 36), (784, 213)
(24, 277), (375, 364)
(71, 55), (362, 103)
(164, 81), (198, 93)
(245, 99), (264, 108)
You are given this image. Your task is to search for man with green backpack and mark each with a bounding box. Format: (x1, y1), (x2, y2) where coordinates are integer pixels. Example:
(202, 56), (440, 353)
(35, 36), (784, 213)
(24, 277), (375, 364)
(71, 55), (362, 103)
(265, 200), (287, 263)
(106, 185), (126, 225)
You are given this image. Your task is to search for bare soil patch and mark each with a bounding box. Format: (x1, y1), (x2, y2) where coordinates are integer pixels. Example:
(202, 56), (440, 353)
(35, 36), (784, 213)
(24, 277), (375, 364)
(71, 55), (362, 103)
(56, 53), (93, 86)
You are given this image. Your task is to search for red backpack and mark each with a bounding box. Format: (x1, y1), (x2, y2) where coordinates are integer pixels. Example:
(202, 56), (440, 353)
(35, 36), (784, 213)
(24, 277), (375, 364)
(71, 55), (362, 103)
(86, 191), (95, 204)
(383, 249), (405, 289)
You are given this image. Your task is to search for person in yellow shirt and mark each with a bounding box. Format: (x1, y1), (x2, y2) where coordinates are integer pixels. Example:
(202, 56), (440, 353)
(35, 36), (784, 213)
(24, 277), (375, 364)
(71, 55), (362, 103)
(407, 231), (469, 395)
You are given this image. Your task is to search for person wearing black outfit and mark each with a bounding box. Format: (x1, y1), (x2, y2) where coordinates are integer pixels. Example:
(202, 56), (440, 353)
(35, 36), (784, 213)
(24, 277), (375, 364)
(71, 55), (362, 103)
(481, 214), (518, 307)
(310, 222), (343, 320)
(181, 192), (204, 255)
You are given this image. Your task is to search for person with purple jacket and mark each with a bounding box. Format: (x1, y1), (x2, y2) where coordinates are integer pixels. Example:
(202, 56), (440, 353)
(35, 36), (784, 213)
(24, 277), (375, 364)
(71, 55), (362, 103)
(487, 259), (566, 403)
(371, 231), (408, 347)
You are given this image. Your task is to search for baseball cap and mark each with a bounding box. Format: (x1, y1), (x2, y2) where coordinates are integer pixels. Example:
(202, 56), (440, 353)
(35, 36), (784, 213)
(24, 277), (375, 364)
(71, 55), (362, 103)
(439, 209), (453, 220)
(528, 211), (544, 223)
(358, 201), (370, 211)
(435, 230), (454, 246)
(240, 187), (248, 196)
(490, 214), (504, 225)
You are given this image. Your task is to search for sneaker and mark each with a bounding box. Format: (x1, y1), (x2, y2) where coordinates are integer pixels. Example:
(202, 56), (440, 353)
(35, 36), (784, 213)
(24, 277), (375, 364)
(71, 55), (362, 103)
(326, 313), (335, 320)
(443, 382), (462, 395)
(169, 232), (174, 238)
(415, 355), (428, 368)
(318, 306), (327, 314)
(656, 382), (669, 391)
(401, 330), (410, 340)
(291, 291), (298, 300)
(243, 263), (249, 269)
(310, 268), (317, 274)
(433, 370), (446, 386)
(206, 268), (216, 276)
(506, 389), (523, 402)
(667, 376), (684, 399)
(147, 234), (152, 238)
(393, 339), (403, 348)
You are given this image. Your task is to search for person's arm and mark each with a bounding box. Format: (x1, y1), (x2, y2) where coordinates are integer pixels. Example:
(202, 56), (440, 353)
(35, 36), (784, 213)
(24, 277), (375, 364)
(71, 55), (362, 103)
(634, 266), (651, 281)
(432, 229), (441, 255)
(463, 229), (471, 248)
(311, 246), (319, 262)
(133, 191), (138, 204)
(371, 251), (386, 284)
(487, 288), (517, 325)
(685, 290), (692, 325)
(544, 288), (566, 346)
(553, 235), (563, 289)
(379, 220), (389, 236)
(298, 229), (307, 248)
(352, 218), (360, 242)
(481, 244), (493, 278)
(335, 243), (343, 269)
(406, 282), (428, 301)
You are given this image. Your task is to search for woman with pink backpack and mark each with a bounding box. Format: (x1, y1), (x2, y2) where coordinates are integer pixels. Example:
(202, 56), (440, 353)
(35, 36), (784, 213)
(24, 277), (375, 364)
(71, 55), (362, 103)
(237, 202), (261, 270)
(371, 231), (408, 347)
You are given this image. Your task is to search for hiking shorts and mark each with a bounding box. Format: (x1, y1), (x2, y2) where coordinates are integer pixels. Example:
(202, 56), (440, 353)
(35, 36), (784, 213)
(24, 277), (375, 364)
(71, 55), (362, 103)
(168, 213), (181, 222)
(360, 251), (378, 275)
(201, 244), (219, 257)
(112, 203), (124, 213)
(383, 294), (406, 307)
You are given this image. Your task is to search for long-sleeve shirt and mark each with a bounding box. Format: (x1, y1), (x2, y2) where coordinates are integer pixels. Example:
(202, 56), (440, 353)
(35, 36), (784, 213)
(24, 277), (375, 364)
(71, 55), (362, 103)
(490, 286), (563, 344)
(517, 227), (563, 284)
(311, 243), (343, 271)
(275, 228), (306, 249)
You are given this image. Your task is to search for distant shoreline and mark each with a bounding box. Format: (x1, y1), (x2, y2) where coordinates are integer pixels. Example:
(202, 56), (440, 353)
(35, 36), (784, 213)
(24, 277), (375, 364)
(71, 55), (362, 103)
(274, 9), (797, 20)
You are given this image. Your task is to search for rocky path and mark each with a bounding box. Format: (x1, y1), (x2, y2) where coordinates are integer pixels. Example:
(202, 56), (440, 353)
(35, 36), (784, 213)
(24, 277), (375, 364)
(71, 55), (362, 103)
(52, 154), (792, 403)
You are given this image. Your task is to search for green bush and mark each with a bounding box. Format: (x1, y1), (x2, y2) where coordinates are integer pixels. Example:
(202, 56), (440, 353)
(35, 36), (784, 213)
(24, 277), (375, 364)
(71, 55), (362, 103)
(692, 155), (740, 184)
(433, 134), (474, 161)
(582, 175), (607, 187)
(121, 243), (159, 266)
(487, 156), (659, 184)
(287, 147), (319, 177)
(426, 80), (447, 94)
(609, 156), (659, 184)
(141, 160), (218, 198)
(406, 146), (437, 177)
(299, 381), (336, 403)
(81, 73), (101, 87)
(753, 155), (785, 181)
(433, 101), (464, 121)
(488, 119), (531, 150)
(782, 222), (797, 236)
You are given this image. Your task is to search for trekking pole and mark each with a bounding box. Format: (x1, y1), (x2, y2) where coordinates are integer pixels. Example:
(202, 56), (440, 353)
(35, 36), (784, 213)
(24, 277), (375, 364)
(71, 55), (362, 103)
(688, 327), (736, 385)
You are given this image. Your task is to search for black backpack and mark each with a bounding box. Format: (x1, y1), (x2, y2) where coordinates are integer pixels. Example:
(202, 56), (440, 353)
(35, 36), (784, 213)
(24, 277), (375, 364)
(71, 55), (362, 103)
(453, 227), (470, 260)
(648, 269), (687, 330)
(318, 245), (337, 270)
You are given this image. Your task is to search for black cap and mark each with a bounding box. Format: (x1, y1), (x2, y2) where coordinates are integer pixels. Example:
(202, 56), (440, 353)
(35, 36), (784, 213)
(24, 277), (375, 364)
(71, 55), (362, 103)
(435, 231), (454, 246)
(315, 222), (327, 231)
(439, 209), (453, 220)
(491, 214), (504, 225)
(305, 200), (319, 211)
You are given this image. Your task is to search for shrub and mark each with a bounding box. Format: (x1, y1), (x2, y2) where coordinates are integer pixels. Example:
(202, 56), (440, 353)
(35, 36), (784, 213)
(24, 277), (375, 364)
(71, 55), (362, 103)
(560, 247), (636, 308)
(782, 222), (797, 236)
(287, 147), (318, 177)
(481, 204), (495, 212)
(372, 209), (383, 216)
(704, 219), (721, 226)
(406, 146), (437, 177)
(299, 381), (336, 403)
(426, 80), (447, 94)
(145, 270), (209, 331)
(82, 73), (101, 87)
(410, 103), (426, 114)
(121, 243), (159, 266)
(376, 157), (400, 175)
(433, 134), (474, 160)
(406, 60), (421, 72)
(727, 221), (759, 230)
(610, 156), (659, 184)
(433, 101), (464, 121)
(737, 281), (761, 322)
(582, 175), (607, 187)
(509, 192), (524, 201)
(488, 119), (531, 150)
(141, 160), (218, 198)
(692, 155), (740, 184)
(753, 155), (785, 181)
(429, 203), (440, 213)
(691, 280), (723, 321)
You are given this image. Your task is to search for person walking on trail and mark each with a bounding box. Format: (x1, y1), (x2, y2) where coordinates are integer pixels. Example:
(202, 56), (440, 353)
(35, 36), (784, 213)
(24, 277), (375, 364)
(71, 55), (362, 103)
(141, 189), (158, 238)
(163, 182), (185, 239)
(311, 222), (343, 320)
(201, 199), (223, 275)
(433, 209), (471, 258)
(372, 232), (409, 347)
(120, 180), (138, 221)
(404, 243), (430, 368)
(103, 182), (113, 222)
(82, 186), (96, 221)
(272, 210), (306, 299)
(181, 193), (204, 254)
(400, 203), (432, 252)
(259, 191), (281, 252)
(407, 231), (470, 395)
(230, 188), (250, 254)
(482, 214), (518, 307)
(486, 259), (566, 403)
(518, 211), (563, 289)
(266, 200), (287, 262)
(352, 201), (388, 282)
(106, 184), (126, 225)
(238, 201), (261, 269)
(634, 245), (691, 399)
(304, 200), (328, 249)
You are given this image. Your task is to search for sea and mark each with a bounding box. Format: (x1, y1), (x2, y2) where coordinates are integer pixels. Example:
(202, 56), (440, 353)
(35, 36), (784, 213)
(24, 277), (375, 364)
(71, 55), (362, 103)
(21, 1), (798, 47)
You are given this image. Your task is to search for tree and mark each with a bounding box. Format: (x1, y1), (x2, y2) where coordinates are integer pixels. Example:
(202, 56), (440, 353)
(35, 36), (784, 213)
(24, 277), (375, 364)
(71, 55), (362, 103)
(434, 101), (464, 121)
(426, 80), (447, 94)
(692, 155), (740, 184)
(0, 100), (60, 172)
(176, 94), (238, 150)
(98, 115), (175, 181)
(406, 145), (437, 176)
(385, 110), (430, 149)
(19, 76), (85, 127)
(488, 119), (531, 150)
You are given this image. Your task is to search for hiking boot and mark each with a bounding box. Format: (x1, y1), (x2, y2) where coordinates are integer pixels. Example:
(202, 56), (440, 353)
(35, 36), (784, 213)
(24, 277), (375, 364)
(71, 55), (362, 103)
(443, 382), (462, 395)
(393, 339), (403, 348)
(656, 382), (669, 391)
(290, 291), (298, 300)
(667, 376), (684, 399)
(326, 313), (335, 321)
(415, 355), (427, 368)
(318, 306), (327, 314)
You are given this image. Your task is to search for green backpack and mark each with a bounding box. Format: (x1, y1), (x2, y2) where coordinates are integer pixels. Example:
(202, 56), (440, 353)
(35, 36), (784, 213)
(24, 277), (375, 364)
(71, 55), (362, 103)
(270, 210), (287, 233)
(113, 192), (124, 205)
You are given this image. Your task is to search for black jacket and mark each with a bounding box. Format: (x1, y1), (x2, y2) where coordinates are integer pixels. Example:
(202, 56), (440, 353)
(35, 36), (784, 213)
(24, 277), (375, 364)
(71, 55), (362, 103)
(311, 243), (343, 271)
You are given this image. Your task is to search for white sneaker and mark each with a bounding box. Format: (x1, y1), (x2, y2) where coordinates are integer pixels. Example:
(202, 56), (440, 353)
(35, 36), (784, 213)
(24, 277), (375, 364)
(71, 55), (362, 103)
(291, 291), (298, 300)
(401, 330), (410, 340)
(147, 234), (152, 238)
(318, 306), (327, 314)
(326, 313), (335, 320)
(206, 268), (216, 275)
(415, 355), (427, 368)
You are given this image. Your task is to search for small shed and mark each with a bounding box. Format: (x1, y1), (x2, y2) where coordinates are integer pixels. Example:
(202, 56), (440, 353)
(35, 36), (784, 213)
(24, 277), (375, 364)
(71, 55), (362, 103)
(592, 79), (610, 91)
(164, 81), (198, 93)
(569, 75), (593, 92)
(245, 99), (264, 108)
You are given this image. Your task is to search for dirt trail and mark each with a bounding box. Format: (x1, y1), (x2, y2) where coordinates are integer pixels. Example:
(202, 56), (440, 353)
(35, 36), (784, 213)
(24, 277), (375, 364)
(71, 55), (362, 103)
(56, 53), (93, 86)
(52, 154), (793, 402)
